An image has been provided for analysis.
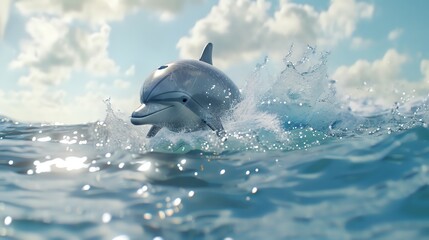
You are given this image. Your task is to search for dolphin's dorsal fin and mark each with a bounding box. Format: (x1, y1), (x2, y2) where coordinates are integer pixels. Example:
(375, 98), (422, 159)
(199, 43), (213, 65)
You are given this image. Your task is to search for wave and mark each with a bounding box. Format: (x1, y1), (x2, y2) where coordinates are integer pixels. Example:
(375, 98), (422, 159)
(1, 123), (428, 239)
(87, 45), (429, 153)
(1, 45), (429, 154)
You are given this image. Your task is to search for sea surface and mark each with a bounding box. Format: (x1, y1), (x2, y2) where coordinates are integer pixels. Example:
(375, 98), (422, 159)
(1, 48), (429, 239)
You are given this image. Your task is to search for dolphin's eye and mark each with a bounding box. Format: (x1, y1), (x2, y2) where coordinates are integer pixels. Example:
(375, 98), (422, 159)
(158, 65), (168, 70)
(182, 97), (188, 103)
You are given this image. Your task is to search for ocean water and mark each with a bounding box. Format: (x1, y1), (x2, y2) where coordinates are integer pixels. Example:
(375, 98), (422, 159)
(1, 48), (429, 240)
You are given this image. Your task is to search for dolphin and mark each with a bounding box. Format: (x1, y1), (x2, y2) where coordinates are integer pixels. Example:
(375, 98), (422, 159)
(131, 43), (241, 138)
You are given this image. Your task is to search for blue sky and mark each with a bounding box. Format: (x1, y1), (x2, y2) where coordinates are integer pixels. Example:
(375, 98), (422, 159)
(1, 0), (428, 123)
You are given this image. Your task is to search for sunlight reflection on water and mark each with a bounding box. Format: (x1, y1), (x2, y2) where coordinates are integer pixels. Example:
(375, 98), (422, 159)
(34, 156), (89, 173)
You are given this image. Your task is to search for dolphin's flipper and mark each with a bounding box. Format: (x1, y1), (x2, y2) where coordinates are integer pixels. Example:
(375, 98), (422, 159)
(204, 116), (227, 140)
(199, 43), (213, 65)
(147, 125), (162, 138)
(182, 97), (226, 139)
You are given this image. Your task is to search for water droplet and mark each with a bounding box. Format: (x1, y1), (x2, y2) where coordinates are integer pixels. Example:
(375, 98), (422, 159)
(4, 216), (12, 225)
(112, 235), (130, 240)
(37, 136), (51, 142)
(188, 191), (195, 197)
(165, 209), (174, 216)
(138, 161), (151, 171)
(173, 198), (182, 206)
(158, 211), (166, 219)
(143, 213), (152, 220)
(102, 213), (111, 223)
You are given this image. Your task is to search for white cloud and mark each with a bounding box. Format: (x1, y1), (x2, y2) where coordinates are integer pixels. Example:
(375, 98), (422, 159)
(0, 85), (138, 124)
(5, 0), (203, 124)
(333, 49), (408, 91)
(177, 0), (374, 68)
(318, 0), (373, 45)
(0, 88), (69, 123)
(125, 65), (135, 77)
(85, 80), (108, 91)
(264, 0), (319, 52)
(351, 37), (372, 49)
(15, 0), (202, 24)
(421, 59), (429, 83)
(140, 0), (202, 13)
(178, 0), (271, 68)
(0, 0), (10, 39)
(388, 28), (403, 41)
(10, 17), (118, 87)
(114, 79), (131, 89)
(333, 49), (429, 105)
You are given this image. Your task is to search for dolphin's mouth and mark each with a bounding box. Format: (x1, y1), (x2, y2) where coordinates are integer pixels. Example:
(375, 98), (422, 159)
(131, 103), (173, 125)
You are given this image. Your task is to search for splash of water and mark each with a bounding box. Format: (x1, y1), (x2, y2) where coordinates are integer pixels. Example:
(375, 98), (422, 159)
(91, 98), (149, 153)
(92, 46), (429, 153)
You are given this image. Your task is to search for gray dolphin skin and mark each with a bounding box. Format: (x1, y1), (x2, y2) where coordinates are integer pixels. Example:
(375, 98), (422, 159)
(131, 43), (241, 138)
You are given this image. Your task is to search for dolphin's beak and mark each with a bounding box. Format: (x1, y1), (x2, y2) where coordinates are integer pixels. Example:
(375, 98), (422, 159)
(131, 103), (172, 125)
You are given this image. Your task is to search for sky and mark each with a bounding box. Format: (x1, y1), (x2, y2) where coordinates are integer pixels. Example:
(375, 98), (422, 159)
(0, 0), (428, 124)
